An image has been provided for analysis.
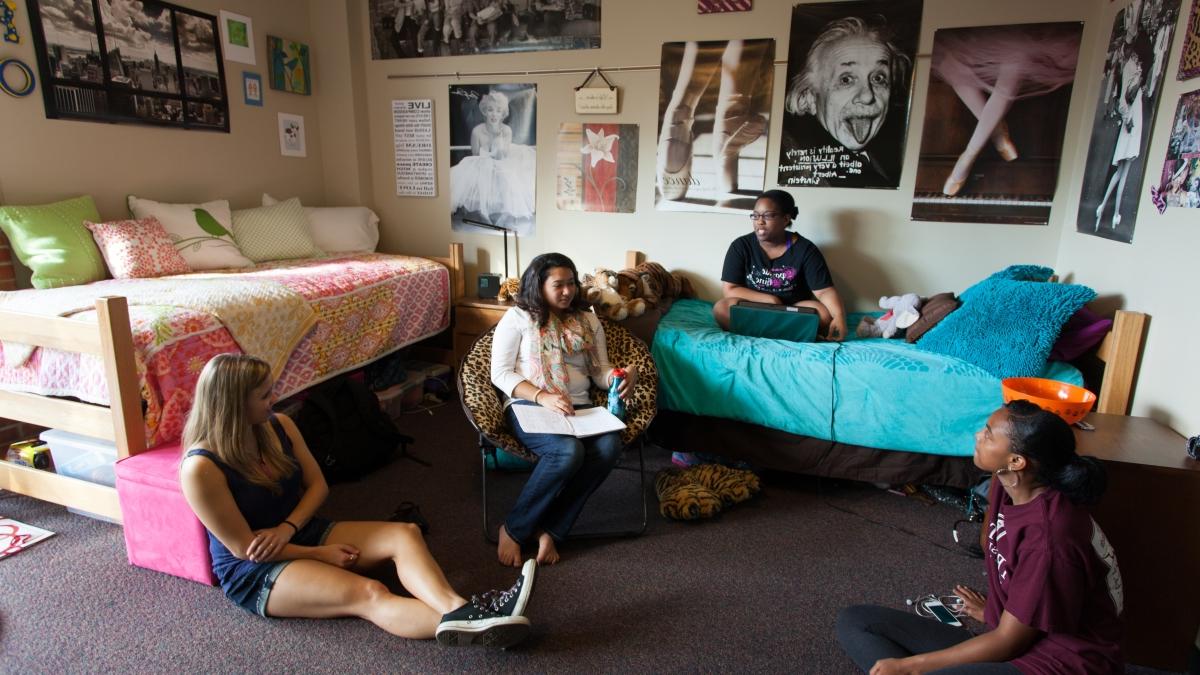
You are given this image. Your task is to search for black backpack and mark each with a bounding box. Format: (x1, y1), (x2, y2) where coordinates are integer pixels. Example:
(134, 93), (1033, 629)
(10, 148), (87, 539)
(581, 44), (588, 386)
(292, 375), (413, 483)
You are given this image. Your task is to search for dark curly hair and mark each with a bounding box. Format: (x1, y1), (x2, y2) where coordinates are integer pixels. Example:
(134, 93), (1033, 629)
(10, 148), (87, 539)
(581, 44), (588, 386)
(515, 252), (588, 326)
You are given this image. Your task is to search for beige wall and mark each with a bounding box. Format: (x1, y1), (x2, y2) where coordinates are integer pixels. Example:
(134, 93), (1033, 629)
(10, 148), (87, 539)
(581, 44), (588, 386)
(0, 0), (326, 220)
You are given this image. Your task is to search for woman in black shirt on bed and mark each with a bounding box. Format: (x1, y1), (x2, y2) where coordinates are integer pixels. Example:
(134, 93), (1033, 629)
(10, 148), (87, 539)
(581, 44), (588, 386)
(713, 189), (847, 339)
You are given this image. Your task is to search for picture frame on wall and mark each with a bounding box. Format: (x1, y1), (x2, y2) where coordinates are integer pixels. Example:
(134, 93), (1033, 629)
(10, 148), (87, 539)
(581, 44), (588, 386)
(219, 9), (256, 66)
(24, 0), (229, 132)
(277, 112), (306, 157)
(243, 71), (262, 107)
(267, 34), (311, 95)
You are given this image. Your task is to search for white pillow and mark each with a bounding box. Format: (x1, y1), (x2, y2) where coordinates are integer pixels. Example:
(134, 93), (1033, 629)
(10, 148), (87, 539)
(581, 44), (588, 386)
(262, 194), (380, 253)
(128, 196), (253, 270)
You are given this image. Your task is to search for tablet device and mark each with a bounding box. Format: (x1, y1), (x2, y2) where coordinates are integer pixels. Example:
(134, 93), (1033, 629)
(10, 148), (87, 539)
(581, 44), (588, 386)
(729, 301), (820, 342)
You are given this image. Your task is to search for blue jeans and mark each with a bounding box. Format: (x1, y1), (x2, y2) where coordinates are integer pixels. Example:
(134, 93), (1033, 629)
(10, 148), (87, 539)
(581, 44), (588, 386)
(503, 401), (623, 545)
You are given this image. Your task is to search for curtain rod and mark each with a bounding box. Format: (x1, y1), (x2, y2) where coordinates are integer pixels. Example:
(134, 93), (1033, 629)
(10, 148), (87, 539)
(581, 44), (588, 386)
(386, 53), (930, 80)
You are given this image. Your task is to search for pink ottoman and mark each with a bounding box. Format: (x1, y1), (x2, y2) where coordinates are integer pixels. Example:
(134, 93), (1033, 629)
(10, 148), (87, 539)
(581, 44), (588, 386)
(115, 443), (216, 585)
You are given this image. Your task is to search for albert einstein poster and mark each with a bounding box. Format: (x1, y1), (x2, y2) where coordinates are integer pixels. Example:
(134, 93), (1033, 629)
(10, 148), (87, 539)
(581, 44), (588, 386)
(449, 83), (537, 236)
(777, 0), (922, 189)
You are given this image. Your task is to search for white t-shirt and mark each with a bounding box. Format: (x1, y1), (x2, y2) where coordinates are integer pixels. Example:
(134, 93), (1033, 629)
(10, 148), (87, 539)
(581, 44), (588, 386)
(490, 306), (613, 407)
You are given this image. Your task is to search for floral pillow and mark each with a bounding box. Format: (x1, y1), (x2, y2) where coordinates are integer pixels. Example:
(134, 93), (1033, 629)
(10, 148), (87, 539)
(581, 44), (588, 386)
(85, 217), (191, 279)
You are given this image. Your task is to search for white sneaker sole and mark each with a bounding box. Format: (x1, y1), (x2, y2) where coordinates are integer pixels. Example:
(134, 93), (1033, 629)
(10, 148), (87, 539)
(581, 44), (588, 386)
(511, 559), (536, 616)
(436, 616), (531, 648)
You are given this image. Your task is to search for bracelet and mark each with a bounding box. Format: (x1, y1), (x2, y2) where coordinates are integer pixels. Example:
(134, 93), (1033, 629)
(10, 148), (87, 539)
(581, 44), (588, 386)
(282, 520), (299, 533)
(533, 390), (543, 405)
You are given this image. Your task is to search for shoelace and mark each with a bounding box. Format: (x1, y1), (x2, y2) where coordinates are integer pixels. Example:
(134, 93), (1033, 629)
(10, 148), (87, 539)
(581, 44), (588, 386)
(473, 581), (519, 613)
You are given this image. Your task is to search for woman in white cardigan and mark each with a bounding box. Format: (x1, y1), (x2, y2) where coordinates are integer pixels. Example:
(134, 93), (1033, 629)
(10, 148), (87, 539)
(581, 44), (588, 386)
(490, 252), (638, 567)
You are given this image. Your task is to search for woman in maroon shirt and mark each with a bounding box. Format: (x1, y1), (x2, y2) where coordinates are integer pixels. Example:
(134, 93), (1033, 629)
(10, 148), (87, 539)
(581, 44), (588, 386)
(837, 400), (1124, 674)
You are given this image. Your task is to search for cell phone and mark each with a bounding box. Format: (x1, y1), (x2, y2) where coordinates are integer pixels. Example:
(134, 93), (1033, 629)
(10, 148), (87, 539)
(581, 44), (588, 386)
(923, 598), (963, 627)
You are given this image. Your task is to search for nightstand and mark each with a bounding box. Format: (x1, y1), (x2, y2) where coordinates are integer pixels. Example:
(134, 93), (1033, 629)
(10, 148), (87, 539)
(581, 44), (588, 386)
(453, 297), (513, 367)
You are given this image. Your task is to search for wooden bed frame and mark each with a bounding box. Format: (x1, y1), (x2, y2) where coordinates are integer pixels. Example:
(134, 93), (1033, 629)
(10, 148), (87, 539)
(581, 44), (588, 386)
(0, 243), (464, 523)
(623, 250), (1148, 479)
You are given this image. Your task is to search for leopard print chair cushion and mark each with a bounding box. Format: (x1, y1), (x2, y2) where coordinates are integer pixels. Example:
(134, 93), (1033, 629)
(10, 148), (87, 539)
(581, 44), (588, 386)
(456, 316), (659, 462)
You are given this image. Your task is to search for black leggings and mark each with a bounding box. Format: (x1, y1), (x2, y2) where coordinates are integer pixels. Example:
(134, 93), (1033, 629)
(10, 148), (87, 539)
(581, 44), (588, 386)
(836, 605), (1021, 674)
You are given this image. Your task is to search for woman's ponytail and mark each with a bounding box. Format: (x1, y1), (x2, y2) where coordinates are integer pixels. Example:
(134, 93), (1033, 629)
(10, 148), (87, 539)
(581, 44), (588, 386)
(1050, 455), (1108, 505)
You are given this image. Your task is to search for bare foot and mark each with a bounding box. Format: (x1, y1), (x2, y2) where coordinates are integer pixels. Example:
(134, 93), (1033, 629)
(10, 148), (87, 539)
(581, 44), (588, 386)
(536, 532), (560, 565)
(497, 525), (522, 567)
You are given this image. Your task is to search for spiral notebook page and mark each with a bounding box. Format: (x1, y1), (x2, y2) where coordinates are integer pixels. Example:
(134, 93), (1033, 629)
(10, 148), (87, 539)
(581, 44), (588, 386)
(511, 405), (627, 438)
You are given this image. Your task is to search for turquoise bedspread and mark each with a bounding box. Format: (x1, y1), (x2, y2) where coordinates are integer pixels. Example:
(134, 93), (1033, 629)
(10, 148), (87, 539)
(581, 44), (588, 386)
(652, 299), (1083, 457)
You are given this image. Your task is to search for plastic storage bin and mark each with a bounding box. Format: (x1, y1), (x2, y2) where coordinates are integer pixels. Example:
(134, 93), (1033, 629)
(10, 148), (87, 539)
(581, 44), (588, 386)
(40, 428), (117, 488)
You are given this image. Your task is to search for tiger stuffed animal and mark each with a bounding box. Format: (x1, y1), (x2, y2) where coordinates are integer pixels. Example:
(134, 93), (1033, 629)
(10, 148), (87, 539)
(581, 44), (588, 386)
(623, 262), (695, 309)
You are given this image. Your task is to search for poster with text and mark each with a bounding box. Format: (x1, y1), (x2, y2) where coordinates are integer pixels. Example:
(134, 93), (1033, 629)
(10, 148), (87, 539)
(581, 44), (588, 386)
(557, 123), (638, 212)
(1150, 89), (1200, 210)
(368, 0), (601, 60)
(449, 83), (537, 237)
(911, 22), (1083, 225)
(1077, 0), (1180, 243)
(655, 38), (774, 213)
(777, 0), (921, 189)
(393, 99), (436, 197)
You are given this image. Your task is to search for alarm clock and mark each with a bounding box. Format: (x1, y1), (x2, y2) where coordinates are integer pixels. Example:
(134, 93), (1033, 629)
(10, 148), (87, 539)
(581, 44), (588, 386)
(477, 273), (501, 299)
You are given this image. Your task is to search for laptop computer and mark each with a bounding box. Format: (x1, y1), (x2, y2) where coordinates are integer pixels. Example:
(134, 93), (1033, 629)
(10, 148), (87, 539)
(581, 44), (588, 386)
(729, 301), (821, 342)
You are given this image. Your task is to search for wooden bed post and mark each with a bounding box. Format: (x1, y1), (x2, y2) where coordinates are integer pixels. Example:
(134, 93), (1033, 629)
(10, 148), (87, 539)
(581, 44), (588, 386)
(1095, 310), (1147, 415)
(96, 297), (145, 459)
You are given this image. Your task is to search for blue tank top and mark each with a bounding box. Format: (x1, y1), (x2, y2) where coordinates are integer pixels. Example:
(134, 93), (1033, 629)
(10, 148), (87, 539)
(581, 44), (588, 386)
(185, 416), (304, 584)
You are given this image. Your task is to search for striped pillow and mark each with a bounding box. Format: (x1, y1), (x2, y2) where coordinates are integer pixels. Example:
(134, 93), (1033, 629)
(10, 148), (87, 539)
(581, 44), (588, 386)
(230, 198), (323, 262)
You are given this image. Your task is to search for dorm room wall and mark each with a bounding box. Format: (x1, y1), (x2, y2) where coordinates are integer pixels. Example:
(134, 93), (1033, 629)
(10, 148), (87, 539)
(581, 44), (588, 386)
(1053, 1), (1200, 437)
(0, 0), (328, 241)
(353, 0), (1196, 438)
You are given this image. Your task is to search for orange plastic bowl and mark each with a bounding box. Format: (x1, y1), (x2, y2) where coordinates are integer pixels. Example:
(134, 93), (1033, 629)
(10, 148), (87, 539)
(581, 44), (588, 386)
(1001, 377), (1096, 425)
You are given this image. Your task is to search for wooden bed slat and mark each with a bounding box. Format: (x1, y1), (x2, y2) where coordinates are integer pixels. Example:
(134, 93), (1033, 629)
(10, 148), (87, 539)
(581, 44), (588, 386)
(0, 389), (119, 441)
(0, 460), (122, 521)
(0, 311), (106, 355)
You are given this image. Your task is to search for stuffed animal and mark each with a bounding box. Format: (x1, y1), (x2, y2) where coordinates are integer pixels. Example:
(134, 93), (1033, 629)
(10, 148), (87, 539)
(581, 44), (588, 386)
(856, 293), (923, 339)
(654, 464), (762, 521)
(613, 269), (647, 318)
(629, 261), (695, 308)
(580, 268), (630, 321)
(496, 277), (521, 302)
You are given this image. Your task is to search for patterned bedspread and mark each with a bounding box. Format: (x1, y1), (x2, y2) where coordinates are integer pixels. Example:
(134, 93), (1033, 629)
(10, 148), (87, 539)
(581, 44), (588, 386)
(0, 253), (450, 446)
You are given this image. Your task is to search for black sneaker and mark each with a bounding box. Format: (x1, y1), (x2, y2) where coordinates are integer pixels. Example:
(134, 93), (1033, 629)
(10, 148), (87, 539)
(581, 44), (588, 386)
(435, 599), (530, 648)
(475, 559), (536, 617)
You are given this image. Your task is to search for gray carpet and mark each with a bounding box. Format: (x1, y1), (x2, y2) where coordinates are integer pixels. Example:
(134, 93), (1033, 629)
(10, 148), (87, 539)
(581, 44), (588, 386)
(0, 402), (1172, 673)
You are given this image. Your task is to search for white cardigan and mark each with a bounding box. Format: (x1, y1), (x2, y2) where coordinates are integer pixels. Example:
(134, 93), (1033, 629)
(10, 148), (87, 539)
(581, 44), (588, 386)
(490, 306), (614, 407)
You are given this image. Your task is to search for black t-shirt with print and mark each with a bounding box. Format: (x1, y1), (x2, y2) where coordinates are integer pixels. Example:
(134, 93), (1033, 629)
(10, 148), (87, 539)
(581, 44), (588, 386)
(720, 232), (834, 305)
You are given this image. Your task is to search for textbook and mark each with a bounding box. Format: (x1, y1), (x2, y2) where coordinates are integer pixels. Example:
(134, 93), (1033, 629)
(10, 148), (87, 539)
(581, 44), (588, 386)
(511, 405), (627, 438)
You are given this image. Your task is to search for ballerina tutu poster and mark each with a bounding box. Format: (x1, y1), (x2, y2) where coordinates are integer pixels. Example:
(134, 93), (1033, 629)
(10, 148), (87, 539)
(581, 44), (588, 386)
(911, 22), (1084, 225)
(449, 83), (537, 237)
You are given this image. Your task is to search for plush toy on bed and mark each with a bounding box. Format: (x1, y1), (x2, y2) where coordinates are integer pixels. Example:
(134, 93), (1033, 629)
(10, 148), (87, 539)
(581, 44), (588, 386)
(625, 261), (695, 308)
(856, 293), (923, 339)
(613, 270), (648, 318)
(581, 268), (632, 321)
(496, 277), (521, 302)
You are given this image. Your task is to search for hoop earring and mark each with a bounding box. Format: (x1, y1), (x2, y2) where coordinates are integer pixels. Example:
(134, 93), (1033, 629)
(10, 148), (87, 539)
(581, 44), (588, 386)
(994, 467), (1019, 489)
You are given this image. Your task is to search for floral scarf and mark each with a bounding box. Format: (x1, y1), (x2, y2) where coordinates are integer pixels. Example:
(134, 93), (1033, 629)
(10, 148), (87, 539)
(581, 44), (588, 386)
(531, 311), (599, 397)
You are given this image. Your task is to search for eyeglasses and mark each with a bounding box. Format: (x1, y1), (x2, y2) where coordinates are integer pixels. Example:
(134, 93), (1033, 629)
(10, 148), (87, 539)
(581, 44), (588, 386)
(749, 212), (780, 221)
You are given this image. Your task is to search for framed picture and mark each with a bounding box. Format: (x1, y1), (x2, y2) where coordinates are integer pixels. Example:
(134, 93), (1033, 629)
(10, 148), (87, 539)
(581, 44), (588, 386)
(24, 0), (229, 132)
(277, 112), (305, 157)
(367, 0), (601, 60)
(698, 1), (752, 13)
(243, 71), (262, 106)
(267, 34), (310, 95)
(219, 9), (255, 65)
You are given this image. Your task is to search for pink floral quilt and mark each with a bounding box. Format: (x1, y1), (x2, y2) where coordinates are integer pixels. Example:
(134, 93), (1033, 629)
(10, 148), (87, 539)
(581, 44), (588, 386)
(0, 253), (450, 447)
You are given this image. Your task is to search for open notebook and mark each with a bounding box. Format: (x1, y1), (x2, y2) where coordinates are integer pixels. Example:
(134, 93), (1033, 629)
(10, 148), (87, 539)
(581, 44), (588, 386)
(511, 405), (627, 438)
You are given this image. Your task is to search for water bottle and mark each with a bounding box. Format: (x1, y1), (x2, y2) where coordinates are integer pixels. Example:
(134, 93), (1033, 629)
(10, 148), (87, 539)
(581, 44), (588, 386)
(607, 368), (627, 421)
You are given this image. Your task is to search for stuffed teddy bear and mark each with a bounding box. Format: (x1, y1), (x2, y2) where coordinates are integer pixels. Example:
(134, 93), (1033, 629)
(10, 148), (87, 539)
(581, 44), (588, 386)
(613, 269), (648, 318)
(580, 268), (631, 321)
(496, 277), (521, 302)
(856, 293), (923, 339)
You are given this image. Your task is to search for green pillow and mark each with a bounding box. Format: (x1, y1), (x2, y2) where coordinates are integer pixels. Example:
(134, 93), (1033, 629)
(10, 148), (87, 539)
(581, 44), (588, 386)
(230, 197), (323, 262)
(0, 195), (107, 289)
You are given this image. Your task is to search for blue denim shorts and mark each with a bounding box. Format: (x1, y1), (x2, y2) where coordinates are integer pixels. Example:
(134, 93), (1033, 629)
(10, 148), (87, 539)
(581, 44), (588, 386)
(224, 517), (336, 617)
